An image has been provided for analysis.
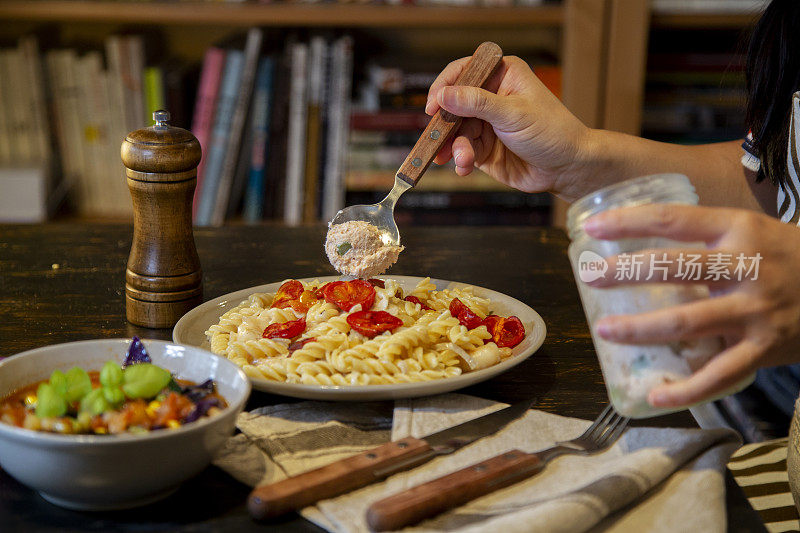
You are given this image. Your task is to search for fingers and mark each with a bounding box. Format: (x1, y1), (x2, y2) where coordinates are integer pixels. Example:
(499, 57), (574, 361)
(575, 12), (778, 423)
(647, 339), (760, 407)
(584, 204), (734, 244)
(426, 57), (470, 116)
(452, 136), (476, 175)
(434, 138), (454, 166)
(595, 293), (745, 344)
(587, 248), (739, 289)
(436, 86), (517, 130)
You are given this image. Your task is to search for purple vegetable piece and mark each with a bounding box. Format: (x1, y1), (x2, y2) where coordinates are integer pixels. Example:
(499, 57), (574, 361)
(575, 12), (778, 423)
(123, 336), (151, 368)
(184, 397), (220, 424)
(182, 379), (215, 403)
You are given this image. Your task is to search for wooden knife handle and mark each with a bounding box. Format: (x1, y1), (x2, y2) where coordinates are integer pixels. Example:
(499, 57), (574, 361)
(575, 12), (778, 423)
(395, 41), (503, 187)
(366, 449), (543, 531)
(247, 436), (432, 520)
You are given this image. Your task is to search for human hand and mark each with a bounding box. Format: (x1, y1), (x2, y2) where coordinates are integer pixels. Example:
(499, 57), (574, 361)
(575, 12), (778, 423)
(426, 56), (591, 198)
(584, 204), (800, 408)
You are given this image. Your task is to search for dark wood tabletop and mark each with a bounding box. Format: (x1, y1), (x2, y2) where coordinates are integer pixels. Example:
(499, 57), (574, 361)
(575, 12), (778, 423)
(0, 223), (765, 532)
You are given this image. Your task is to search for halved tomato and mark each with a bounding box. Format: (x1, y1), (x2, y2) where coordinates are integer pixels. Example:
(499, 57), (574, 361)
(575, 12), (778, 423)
(262, 317), (306, 340)
(322, 280), (376, 312)
(346, 311), (403, 338)
(404, 295), (432, 311)
(483, 315), (525, 348)
(449, 298), (483, 330)
(271, 280), (304, 309)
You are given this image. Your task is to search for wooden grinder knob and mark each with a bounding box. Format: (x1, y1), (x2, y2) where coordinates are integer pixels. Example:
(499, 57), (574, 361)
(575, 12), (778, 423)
(122, 110), (203, 328)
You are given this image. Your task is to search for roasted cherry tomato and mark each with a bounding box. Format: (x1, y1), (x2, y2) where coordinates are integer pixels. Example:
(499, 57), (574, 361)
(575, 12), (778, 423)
(322, 280), (376, 312)
(271, 280), (304, 309)
(262, 317), (306, 340)
(367, 278), (385, 289)
(288, 337), (316, 353)
(288, 290), (317, 314)
(482, 315), (502, 340)
(313, 283), (329, 300)
(404, 295), (432, 310)
(449, 298), (483, 330)
(484, 315), (525, 348)
(346, 311), (403, 338)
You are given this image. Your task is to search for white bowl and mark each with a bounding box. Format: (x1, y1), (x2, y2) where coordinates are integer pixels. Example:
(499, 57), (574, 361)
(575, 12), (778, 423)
(0, 338), (251, 510)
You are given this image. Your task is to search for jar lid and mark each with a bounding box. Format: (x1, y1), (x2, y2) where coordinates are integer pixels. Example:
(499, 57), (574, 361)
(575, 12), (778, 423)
(121, 110), (202, 173)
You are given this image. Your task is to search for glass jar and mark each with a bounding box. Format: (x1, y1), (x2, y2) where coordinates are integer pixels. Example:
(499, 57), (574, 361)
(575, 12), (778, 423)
(566, 173), (752, 418)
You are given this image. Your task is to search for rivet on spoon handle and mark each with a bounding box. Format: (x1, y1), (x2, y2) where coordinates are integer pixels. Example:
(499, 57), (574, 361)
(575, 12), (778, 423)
(396, 41), (503, 187)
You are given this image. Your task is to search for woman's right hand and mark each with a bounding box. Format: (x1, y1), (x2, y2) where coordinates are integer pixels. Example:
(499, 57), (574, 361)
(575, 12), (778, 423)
(427, 56), (592, 200)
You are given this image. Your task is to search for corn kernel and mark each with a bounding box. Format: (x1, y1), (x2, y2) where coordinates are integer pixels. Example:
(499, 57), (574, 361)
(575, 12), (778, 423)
(145, 401), (161, 418)
(94, 427), (107, 435)
(24, 394), (37, 408)
(166, 420), (180, 430)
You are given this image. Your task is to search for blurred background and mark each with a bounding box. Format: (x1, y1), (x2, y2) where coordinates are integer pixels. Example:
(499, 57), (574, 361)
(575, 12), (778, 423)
(0, 0), (767, 226)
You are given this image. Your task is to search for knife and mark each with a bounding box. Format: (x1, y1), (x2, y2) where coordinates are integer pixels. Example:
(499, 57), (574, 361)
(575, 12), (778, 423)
(247, 399), (533, 520)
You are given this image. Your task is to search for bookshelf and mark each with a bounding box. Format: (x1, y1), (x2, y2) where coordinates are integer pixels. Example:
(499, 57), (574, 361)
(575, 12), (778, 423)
(0, 1), (762, 226)
(0, 2), (564, 28)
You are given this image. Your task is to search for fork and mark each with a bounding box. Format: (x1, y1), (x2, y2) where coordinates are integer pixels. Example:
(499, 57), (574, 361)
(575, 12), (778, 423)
(366, 405), (630, 532)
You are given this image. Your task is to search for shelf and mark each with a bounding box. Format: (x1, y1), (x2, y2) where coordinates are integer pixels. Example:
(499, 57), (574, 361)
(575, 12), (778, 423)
(0, 2), (563, 28)
(650, 11), (761, 29)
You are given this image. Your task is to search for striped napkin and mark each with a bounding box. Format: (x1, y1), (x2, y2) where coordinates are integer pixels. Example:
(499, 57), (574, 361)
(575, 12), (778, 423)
(214, 394), (741, 532)
(729, 438), (800, 533)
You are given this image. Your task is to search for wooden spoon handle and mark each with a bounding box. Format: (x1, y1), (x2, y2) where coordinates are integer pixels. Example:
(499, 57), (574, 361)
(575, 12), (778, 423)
(247, 437), (432, 520)
(366, 449), (543, 532)
(396, 41), (503, 187)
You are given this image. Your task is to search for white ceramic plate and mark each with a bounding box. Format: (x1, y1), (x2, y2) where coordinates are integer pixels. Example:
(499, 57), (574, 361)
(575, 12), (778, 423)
(173, 275), (546, 401)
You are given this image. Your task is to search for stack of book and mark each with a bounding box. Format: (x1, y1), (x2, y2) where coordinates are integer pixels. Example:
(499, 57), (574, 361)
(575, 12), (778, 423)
(192, 31), (354, 226)
(0, 33), (192, 221)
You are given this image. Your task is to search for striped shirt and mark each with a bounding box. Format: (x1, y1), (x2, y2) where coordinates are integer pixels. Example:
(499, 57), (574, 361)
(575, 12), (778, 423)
(742, 91), (800, 223)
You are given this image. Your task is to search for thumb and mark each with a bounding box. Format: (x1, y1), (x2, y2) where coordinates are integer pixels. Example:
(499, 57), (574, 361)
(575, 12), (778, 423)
(437, 86), (516, 129)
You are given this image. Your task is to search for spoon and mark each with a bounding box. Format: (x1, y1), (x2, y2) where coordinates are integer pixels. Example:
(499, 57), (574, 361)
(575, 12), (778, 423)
(329, 41), (504, 246)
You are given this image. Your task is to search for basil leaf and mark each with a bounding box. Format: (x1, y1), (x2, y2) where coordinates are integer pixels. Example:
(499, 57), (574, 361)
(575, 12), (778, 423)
(122, 363), (171, 400)
(336, 242), (352, 256)
(64, 367), (92, 404)
(36, 383), (67, 418)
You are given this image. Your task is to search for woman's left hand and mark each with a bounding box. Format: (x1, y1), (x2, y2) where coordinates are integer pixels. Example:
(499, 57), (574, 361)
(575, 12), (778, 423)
(584, 204), (800, 408)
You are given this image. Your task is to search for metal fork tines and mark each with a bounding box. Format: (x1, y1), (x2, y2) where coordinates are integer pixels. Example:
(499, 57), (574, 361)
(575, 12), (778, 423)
(539, 404), (630, 463)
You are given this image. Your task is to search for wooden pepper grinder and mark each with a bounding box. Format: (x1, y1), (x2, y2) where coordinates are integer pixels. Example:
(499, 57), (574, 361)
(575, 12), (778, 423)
(122, 110), (203, 328)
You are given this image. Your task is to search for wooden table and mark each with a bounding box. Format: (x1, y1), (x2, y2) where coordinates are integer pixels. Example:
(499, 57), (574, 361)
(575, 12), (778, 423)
(0, 223), (765, 531)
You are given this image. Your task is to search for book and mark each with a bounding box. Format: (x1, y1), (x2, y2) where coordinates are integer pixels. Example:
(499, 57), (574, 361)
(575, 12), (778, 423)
(126, 36), (147, 129)
(0, 51), (16, 165)
(143, 66), (166, 124)
(194, 48), (244, 226)
(264, 42), (293, 220)
(209, 27), (263, 226)
(190, 47), (226, 219)
(321, 35), (354, 222)
(18, 36), (51, 166)
(283, 41), (309, 226)
(302, 36), (326, 223)
(242, 56), (275, 222)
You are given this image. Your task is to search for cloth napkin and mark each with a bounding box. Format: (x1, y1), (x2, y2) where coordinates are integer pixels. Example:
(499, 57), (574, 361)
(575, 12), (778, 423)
(213, 394), (741, 533)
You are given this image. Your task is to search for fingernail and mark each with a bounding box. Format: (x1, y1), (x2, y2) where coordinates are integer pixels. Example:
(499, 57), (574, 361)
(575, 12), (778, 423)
(454, 151), (463, 167)
(424, 99), (434, 116)
(583, 217), (601, 234)
(648, 390), (668, 407)
(596, 321), (614, 338)
(440, 86), (455, 107)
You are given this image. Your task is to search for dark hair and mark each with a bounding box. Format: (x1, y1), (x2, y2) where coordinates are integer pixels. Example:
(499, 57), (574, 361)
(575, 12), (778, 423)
(746, 0), (800, 185)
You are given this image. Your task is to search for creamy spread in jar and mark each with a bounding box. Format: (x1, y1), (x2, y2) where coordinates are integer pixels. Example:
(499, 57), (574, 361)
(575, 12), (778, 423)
(325, 221), (403, 278)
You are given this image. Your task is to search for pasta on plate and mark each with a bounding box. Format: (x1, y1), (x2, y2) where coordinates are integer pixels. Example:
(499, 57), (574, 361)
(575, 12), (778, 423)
(204, 277), (526, 386)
